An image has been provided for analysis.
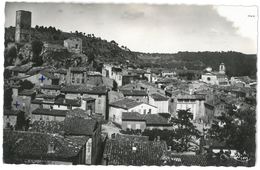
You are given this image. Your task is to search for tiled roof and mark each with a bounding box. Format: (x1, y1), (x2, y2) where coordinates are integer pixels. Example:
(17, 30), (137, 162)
(41, 84), (62, 90)
(4, 109), (22, 116)
(56, 68), (67, 74)
(177, 94), (205, 100)
(55, 98), (81, 107)
(40, 71), (59, 80)
(30, 120), (64, 134)
(70, 67), (88, 72)
(150, 93), (169, 101)
(109, 98), (142, 110)
(36, 94), (57, 99)
(66, 108), (92, 119)
(9, 75), (31, 80)
(32, 108), (68, 117)
(18, 89), (36, 96)
(103, 138), (168, 165)
(10, 65), (32, 73)
(82, 97), (96, 102)
(144, 114), (172, 126)
(120, 90), (148, 96)
(26, 67), (49, 75)
(61, 85), (107, 94)
(3, 130), (89, 161)
(64, 117), (97, 136)
(161, 152), (207, 166)
(122, 112), (145, 121)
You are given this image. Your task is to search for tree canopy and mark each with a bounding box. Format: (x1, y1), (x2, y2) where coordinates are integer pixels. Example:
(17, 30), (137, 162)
(170, 109), (201, 152)
(208, 105), (256, 164)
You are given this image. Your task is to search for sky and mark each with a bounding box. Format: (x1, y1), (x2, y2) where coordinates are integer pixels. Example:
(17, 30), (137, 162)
(4, 2), (258, 54)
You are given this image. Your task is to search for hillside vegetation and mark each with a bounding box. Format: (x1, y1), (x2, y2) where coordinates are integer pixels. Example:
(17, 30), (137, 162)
(5, 26), (257, 78)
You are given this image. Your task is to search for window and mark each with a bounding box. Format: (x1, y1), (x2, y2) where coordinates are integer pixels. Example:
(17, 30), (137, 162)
(98, 99), (101, 104)
(143, 109), (146, 114)
(136, 124), (141, 129)
(148, 109), (152, 114)
(127, 124), (132, 129)
(87, 141), (91, 152)
(113, 115), (116, 121)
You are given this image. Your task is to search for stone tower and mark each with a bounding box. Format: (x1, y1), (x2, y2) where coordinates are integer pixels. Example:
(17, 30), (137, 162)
(15, 10), (31, 43)
(219, 63), (226, 74)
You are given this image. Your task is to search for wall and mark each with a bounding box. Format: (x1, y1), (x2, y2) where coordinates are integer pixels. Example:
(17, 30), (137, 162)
(109, 106), (127, 125)
(176, 99), (205, 120)
(26, 73), (53, 87)
(31, 114), (65, 122)
(124, 95), (148, 103)
(4, 115), (17, 128)
(121, 121), (146, 131)
(129, 103), (158, 114)
(83, 94), (107, 118)
(149, 97), (169, 113)
(201, 74), (218, 85)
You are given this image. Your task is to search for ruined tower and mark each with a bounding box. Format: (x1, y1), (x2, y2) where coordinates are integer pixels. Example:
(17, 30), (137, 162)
(15, 10), (31, 43)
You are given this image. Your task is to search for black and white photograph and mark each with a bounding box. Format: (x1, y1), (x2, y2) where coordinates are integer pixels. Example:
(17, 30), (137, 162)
(1, 0), (258, 167)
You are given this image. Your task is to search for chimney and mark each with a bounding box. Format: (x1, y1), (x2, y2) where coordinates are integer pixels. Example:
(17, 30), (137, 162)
(157, 136), (160, 142)
(168, 146), (172, 151)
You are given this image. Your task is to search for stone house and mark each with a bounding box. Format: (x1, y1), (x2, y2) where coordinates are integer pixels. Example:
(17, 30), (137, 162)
(149, 93), (169, 113)
(64, 37), (82, 54)
(120, 89), (148, 103)
(31, 108), (68, 122)
(60, 85), (108, 119)
(109, 98), (158, 125)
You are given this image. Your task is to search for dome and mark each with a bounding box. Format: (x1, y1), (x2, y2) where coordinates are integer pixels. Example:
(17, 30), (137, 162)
(205, 67), (212, 72)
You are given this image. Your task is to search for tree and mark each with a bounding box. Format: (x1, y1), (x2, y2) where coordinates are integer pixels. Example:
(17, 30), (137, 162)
(19, 80), (34, 90)
(4, 46), (17, 67)
(208, 105), (256, 165)
(170, 109), (201, 152)
(31, 40), (43, 66)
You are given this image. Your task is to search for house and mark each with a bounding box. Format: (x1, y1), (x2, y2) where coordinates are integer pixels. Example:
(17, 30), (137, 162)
(25, 71), (60, 86)
(9, 64), (32, 77)
(120, 89), (148, 103)
(26, 111), (102, 165)
(64, 37), (82, 54)
(40, 84), (62, 95)
(4, 109), (24, 129)
(31, 108), (68, 122)
(61, 85), (108, 119)
(149, 93), (169, 113)
(171, 93), (206, 121)
(121, 112), (146, 131)
(102, 134), (168, 165)
(109, 98), (158, 125)
(64, 116), (102, 164)
(50, 68), (67, 84)
(201, 63), (229, 86)
(31, 95), (86, 111)
(3, 129), (90, 165)
(204, 97), (228, 125)
(144, 114), (172, 130)
(66, 67), (87, 85)
(12, 88), (36, 117)
(121, 112), (172, 131)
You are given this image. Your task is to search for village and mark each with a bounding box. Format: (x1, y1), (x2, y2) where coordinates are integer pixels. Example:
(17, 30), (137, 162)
(3, 10), (257, 166)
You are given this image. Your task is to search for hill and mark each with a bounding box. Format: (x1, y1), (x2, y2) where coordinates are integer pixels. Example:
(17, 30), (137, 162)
(5, 26), (257, 78)
(4, 26), (140, 68)
(136, 51), (257, 78)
